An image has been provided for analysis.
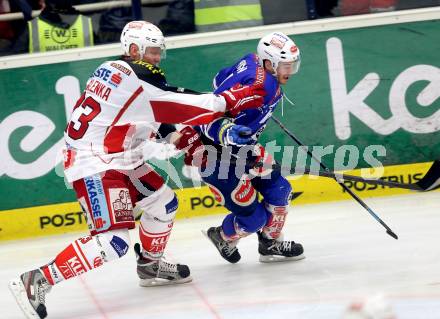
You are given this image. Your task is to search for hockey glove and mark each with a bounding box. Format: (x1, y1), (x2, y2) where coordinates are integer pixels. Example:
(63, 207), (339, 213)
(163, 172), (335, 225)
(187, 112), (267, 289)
(218, 121), (253, 146)
(174, 126), (206, 167)
(220, 83), (265, 117)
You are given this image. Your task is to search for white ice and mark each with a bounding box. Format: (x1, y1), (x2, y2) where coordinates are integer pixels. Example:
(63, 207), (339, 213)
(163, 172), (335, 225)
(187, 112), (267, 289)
(1, 192), (440, 319)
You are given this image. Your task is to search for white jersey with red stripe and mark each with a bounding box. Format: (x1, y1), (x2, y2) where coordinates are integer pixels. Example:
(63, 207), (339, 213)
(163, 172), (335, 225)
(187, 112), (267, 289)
(63, 59), (226, 182)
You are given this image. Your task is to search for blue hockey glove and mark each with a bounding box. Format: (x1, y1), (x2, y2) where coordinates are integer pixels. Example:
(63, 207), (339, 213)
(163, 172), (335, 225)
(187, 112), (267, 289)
(219, 123), (253, 146)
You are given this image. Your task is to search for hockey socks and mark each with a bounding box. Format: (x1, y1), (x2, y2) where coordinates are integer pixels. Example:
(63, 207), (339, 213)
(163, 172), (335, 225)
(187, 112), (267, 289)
(40, 230), (130, 285)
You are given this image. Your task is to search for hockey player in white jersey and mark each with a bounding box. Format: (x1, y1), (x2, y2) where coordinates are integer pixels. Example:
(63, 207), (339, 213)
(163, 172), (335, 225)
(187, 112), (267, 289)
(9, 21), (265, 319)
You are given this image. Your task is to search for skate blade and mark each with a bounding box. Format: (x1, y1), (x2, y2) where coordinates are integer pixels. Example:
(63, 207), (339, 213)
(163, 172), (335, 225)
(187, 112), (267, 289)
(201, 230), (241, 264)
(139, 275), (193, 287)
(259, 253), (306, 263)
(9, 278), (41, 319)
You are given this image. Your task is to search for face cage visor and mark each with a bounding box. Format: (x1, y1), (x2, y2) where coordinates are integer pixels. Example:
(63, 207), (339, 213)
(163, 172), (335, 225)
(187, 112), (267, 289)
(160, 47), (167, 60)
(143, 46), (167, 60)
(277, 56), (301, 75)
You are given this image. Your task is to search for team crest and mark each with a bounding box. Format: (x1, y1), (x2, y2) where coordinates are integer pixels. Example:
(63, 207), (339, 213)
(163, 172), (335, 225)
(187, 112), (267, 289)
(109, 188), (134, 223)
(270, 37), (285, 49)
(109, 72), (123, 87)
(231, 175), (256, 206)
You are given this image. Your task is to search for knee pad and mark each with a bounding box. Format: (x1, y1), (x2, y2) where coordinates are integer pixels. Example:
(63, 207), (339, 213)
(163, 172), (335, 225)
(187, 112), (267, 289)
(136, 185), (178, 226)
(263, 176), (292, 207)
(94, 229), (131, 263)
(223, 203), (268, 237)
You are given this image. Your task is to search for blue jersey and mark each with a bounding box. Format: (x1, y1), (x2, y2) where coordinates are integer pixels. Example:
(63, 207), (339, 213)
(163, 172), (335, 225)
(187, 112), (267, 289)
(198, 53), (282, 146)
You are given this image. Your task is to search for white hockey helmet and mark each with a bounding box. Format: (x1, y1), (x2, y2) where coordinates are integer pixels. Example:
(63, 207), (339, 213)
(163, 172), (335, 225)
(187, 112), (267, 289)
(257, 31), (300, 75)
(120, 21), (166, 58)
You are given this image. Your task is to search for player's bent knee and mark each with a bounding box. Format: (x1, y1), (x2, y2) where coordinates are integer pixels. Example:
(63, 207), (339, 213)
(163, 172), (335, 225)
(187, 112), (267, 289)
(236, 203), (268, 233)
(136, 185), (178, 223)
(277, 177), (292, 203)
(94, 229), (131, 262)
(264, 177), (292, 207)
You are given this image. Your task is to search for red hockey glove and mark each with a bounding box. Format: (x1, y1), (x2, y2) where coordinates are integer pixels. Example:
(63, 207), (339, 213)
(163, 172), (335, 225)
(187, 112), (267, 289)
(174, 126), (206, 167)
(220, 83), (265, 117)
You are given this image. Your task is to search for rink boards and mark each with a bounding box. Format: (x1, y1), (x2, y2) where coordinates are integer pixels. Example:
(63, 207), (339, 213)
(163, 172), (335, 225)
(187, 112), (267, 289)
(0, 161), (437, 241)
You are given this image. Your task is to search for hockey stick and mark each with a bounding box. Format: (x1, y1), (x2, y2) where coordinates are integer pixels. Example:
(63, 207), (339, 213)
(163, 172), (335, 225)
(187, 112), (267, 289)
(273, 96), (440, 191)
(270, 115), (399, 240)
(251, 162), (440, 192)
(300, 163), (440, 191)
(227, 158), (440, 191)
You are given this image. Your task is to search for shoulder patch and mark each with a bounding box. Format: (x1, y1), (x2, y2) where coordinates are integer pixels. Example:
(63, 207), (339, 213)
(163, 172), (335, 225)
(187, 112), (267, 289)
(127, 60), (167, 87)
(110, 62), (132, 76)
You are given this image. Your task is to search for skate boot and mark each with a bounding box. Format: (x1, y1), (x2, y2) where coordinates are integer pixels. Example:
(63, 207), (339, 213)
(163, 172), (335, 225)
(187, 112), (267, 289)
(258, 231), (305, 263)
(9, 268), (52, 319)
(203, 226), (241, 263)
(134, 243), (192, 287)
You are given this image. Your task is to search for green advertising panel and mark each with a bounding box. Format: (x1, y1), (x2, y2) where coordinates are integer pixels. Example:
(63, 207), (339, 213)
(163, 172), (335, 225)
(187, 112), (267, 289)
(1, 19), (439, 210)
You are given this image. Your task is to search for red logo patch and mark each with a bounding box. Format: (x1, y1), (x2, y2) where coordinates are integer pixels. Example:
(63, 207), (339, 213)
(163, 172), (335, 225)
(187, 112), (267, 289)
(58, 247), (87, 280)
(128, 22), (144, 29)
(140, 227), (171, 254)
(111, 73), (122, 85)
(231, 176), (256, 206)
(93, 257), (103, 268)
(78, 236), (92, 245)
(270, 37), (285, 49)
(290, 45), (298, 53)
(95, 218), (104, 229)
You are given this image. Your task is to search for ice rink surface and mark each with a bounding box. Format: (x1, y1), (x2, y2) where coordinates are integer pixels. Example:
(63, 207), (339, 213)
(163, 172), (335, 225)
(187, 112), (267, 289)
(1, 192), (439, 319)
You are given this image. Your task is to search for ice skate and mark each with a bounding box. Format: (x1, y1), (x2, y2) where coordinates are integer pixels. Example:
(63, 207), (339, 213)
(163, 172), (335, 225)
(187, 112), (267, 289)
(134, 243), (192, 287)
(258, 231), (305, 263)
(202, 226), (241, 263)
(9, 269), (52, 319)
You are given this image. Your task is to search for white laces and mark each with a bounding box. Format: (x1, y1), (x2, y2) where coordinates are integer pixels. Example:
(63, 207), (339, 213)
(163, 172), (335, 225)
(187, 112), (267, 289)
(158, 259), (178, 275)
(37, 278), (51, 305)
(220, 240), (238, 256)
(269, 240), (292, 252)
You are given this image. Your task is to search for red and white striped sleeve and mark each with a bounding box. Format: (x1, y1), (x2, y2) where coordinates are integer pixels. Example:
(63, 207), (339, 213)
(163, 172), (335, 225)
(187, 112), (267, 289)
(147, 85), (227, 125)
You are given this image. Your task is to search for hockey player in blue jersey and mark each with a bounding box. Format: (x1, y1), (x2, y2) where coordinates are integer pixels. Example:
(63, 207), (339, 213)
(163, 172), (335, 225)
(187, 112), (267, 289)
(197, 32), (305, 263)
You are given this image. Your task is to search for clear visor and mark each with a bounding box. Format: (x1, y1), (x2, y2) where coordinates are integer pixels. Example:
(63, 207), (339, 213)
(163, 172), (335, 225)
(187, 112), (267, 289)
(277, 58), (301, 75)
(144, 46), (167, 61)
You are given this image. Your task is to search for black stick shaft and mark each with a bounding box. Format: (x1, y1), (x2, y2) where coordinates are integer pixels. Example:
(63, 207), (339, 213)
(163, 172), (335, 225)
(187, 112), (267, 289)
(229, 158), (422, 190)
(285, 167), (420, 190)
(271, 116), (398, 240)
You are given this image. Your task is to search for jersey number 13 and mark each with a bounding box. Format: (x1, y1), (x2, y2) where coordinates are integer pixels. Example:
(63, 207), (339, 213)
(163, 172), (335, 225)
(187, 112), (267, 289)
(66, 93), (102, 140)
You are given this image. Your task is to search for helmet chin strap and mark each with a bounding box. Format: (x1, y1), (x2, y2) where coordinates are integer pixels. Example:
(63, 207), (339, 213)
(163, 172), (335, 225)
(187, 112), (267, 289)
(140, 45), (147, 60)
(280, 92), (295, 117)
